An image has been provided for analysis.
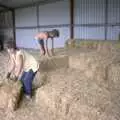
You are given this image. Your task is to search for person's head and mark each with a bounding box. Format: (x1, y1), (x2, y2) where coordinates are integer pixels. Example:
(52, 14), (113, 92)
(6, 40), (17, 54)
(52, 29), (59, 37)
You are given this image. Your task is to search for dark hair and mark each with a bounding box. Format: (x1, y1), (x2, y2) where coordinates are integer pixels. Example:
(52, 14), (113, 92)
(52, 29), (59, 37)
(6, 40), (17, 50)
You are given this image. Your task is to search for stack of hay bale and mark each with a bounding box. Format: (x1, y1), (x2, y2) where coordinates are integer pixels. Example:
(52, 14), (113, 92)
(35, 43), (120, 120)
(65, 39), (118, 54)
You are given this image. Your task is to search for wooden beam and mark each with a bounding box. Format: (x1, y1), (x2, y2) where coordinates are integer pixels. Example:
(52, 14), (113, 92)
(12, 9), (16, 46)
(0, 9), (10, 13)
(70, 0), (74, 39)
(0, 3), (13, 11)
(15, 0), (63, 9)
(105, 0), (108, 40)
(16, 24), (69, 29)
(36, 5), (39, 32)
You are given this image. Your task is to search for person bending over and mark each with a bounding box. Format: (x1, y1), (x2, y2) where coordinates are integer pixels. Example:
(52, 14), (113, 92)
(34, 29), (59, 56)
(6, 41), (39, 99)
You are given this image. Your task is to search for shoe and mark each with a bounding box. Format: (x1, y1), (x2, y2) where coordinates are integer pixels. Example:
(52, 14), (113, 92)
(25, 95), (32, 100)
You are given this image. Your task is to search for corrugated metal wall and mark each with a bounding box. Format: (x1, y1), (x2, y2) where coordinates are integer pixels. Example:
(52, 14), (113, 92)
(74, 0), (120, 40)
(14, 0), (120, 49)
(107, 0), (120, 40)
(0, 11), (13, 41)
(15, 7), (37, 27)
(15, 0), (70, 49)
(15, 6), (38, 48)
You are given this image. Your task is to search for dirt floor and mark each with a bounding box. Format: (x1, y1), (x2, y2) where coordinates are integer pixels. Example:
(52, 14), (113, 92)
(0, 45), (120, 120)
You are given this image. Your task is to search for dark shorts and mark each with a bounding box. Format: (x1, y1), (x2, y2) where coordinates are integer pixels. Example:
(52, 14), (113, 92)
(38, 39), (44, 46)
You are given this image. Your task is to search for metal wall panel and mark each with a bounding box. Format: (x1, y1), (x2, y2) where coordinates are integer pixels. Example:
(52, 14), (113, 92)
(0, 28), (13, 43)
(0, 11), (13, 27)
(16, 29), (38, 49)
(39, 0), (70, 25)
(108, 0), (120, 24)
(15, 7), (37, 27)
(74, 27), (105, 40)
(15, 0), (70, 49)
(0, 11), (13, 44)
(74, 0), (120, 40)
(74, 0), (105, 24)
(107, 26), (120, 40)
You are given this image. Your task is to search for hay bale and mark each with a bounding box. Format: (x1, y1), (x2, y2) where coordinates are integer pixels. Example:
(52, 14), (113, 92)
(0, 80), (22, 112)
(79, 40), (98, 49)
(118, 33), (120, 41)
(33, 72), (49, 89)
(69, 52), (110, 81)
(35, 69), (80, 115)
(108, 63), (120, 90)
(39, 55), (69, 72)
(97, 41), (115, 55)
(66, 39), (118, 55)
(35, 68), (112, 120)
(65, 39), (76, 48)
(79, 41), (115, 54)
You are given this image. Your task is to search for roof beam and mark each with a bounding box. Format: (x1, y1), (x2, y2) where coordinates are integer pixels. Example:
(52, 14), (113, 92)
(15, 0), (64, 9)
(0, 3), (13, 11)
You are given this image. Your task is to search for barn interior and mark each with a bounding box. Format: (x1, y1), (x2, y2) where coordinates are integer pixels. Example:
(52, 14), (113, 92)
(0, 0), (120, 120)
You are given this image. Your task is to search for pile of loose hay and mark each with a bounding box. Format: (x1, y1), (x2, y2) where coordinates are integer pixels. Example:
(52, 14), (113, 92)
(38, 55), (69, 72)
(0, 80), (23, 112)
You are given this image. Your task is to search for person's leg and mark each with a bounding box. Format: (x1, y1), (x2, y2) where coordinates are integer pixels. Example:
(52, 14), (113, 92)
(1, 39), (4, 50)
(22, 69), (37, 97)
(51, 38), (55, 56)
(45, 39), (50, 57)
(19, 71), (27, 93)
(0, 40), (2, 50)
(38, 39), (46, 55)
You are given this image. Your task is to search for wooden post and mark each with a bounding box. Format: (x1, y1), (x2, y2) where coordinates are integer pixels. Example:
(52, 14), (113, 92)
(12, 9), (16, 46)
(105, 0), (108, 40)
(70, 0), (74, 39)
(36, 5), (39, 32)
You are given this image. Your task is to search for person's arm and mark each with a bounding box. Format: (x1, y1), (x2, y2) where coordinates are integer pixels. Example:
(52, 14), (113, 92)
(34, 34), (39, 40)
(14, 54), (23, 78)
(6, 54), (15, 79)
(8, 55), (15, 73)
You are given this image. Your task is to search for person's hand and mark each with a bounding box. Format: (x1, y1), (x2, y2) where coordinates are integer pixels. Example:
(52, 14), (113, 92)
(6, 72), (11, 79)
(11, 76), (18, 82)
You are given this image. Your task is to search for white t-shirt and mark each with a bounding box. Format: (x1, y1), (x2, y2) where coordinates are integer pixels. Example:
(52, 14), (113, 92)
(12, 50), (39, 72)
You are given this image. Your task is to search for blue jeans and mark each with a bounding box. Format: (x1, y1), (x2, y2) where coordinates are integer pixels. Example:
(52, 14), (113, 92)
(20, 69), (37, 96)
